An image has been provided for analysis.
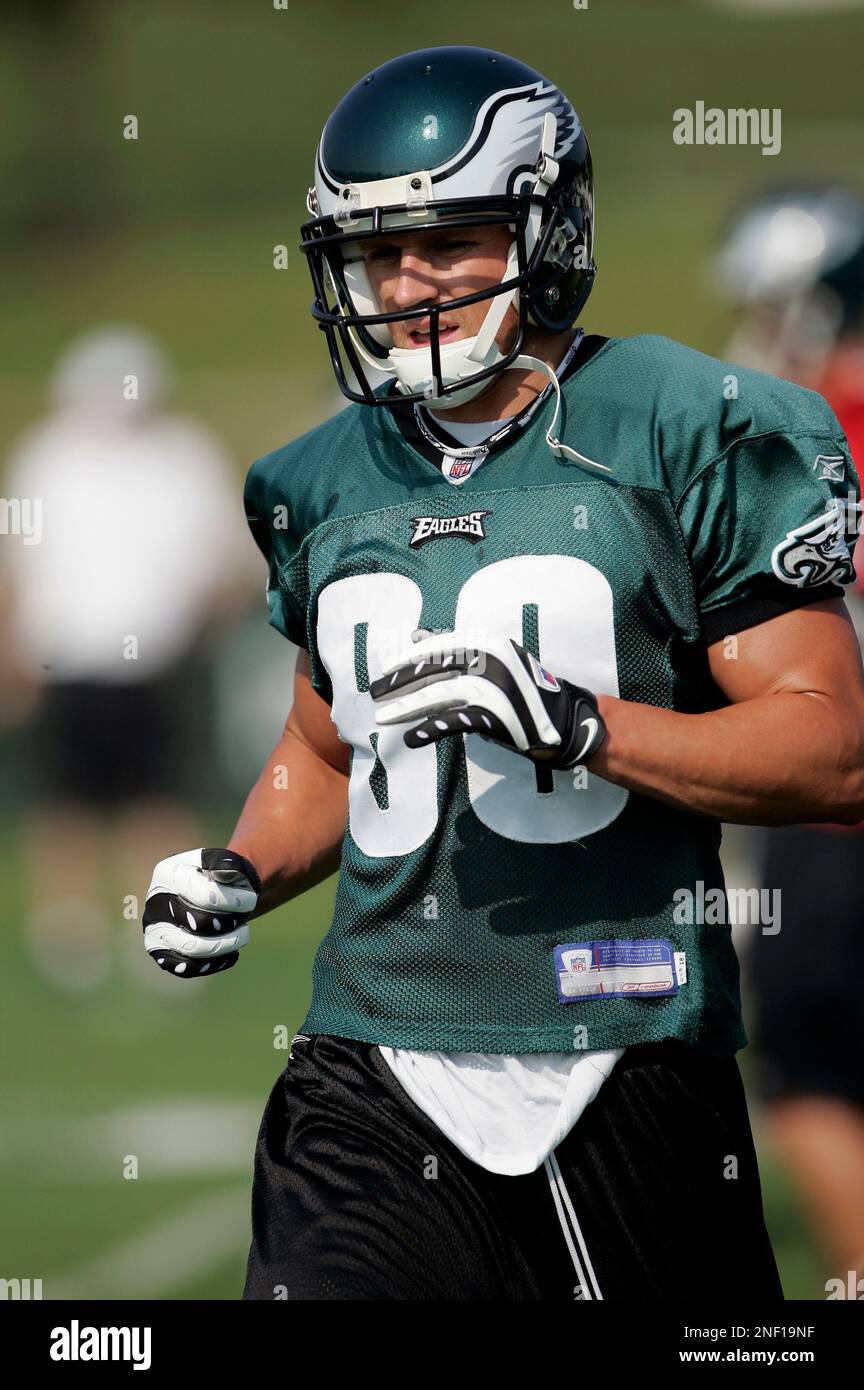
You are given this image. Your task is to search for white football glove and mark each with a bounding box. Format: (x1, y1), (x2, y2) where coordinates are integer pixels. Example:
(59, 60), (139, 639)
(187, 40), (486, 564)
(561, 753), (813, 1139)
(370, 630), (607, 768)
(142, 848), (261, 979)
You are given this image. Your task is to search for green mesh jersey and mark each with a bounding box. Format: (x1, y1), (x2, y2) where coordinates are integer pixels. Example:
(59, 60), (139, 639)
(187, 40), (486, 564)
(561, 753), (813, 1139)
(244, 333), (860, 1057)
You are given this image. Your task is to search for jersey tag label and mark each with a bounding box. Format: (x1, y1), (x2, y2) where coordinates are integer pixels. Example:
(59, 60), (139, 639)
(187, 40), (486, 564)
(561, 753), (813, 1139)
(553, 938), (681, 1003)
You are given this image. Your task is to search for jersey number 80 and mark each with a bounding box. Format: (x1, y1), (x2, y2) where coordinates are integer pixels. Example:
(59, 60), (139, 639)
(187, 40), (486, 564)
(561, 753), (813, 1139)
(317, 554), (629, 858)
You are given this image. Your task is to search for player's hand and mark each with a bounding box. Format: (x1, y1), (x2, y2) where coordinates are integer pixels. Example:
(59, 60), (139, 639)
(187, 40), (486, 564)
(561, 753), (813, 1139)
(370, 630), (607, 769)
(142, 848), (261, 979)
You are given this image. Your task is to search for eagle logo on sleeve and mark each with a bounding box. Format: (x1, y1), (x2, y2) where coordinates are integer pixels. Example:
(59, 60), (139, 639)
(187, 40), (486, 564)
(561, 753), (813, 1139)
(771, 497), (862, 589)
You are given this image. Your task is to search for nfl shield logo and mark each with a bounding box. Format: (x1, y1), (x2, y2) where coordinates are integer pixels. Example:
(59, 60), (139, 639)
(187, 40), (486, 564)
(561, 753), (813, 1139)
(527, 651), (561, 692)
(448, 458), (474, 480)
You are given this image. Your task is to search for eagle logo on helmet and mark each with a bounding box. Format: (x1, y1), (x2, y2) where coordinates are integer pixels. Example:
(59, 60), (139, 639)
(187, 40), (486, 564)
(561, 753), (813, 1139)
(315, 80), (581, 208)
(401, 81), (581, 199)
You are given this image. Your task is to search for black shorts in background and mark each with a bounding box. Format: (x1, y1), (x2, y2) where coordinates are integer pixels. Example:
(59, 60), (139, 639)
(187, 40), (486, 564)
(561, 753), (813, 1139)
(26, 675), (183, 809)
(243, 1033), (784, 1302)
(751, 823), (864, 1108)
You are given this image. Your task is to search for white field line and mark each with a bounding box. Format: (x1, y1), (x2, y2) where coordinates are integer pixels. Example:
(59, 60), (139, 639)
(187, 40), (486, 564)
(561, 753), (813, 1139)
(703, 0), (863, 11)
(3, 1099), (263, 1297)
(46, 1185), (252, 1299)
(0, 1098), (262, 1180)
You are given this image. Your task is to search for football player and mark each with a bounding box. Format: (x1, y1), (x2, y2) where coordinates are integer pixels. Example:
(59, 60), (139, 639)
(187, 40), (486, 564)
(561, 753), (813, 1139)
(144, 47), (864, 1300)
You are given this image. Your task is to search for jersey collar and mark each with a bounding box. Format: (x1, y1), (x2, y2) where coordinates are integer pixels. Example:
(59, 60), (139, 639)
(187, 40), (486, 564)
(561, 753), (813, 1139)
(383, 333), (610, 476)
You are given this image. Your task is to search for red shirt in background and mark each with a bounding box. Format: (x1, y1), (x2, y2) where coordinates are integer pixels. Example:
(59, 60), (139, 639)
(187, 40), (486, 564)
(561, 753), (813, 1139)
(807, 357), (864, 830)
(816, 357), (864, 592)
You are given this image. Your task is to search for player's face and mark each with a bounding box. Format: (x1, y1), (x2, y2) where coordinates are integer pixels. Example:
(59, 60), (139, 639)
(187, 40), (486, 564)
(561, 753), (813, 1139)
(357, 223), (518, 352)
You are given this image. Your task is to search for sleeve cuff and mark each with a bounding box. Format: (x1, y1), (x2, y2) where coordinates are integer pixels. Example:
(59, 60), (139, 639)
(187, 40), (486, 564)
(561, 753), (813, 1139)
(700, 583), (846, 645)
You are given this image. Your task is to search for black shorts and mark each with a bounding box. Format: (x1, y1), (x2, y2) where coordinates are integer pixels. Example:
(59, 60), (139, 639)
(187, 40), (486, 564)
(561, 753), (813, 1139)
(750, 824), (864, 1108)
(26, 675), (184, 809)
(243, 1034), (784, 1301)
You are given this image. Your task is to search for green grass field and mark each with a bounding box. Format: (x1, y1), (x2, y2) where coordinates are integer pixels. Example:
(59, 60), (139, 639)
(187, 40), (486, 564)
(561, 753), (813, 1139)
(2, 0), (859, 1300)
(0, 813), (336, 1299)
(0, 820), (829, 1300)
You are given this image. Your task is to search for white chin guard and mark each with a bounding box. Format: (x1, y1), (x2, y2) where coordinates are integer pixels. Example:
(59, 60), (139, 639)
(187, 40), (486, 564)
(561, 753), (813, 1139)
(387, 333), (503, 409)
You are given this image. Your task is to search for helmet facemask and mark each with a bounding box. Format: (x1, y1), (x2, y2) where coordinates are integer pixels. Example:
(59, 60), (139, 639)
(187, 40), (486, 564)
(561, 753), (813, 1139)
(300, 112), (595, 409)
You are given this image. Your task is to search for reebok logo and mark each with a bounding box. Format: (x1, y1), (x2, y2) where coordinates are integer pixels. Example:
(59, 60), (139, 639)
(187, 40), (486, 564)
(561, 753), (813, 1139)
(812, 454), (845, 482)
(409, 509), (491, 549)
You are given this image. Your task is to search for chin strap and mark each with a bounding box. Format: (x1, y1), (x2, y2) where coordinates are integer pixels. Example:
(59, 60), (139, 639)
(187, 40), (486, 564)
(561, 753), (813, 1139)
(455, 350), (613, 475)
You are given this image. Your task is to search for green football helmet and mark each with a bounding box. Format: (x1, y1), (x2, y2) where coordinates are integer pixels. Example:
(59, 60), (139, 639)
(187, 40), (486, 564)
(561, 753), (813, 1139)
(299, 45), (595, 409)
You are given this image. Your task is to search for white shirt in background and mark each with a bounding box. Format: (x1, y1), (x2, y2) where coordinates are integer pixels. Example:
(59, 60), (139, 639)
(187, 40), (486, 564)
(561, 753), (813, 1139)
(4, 410), (239, 684)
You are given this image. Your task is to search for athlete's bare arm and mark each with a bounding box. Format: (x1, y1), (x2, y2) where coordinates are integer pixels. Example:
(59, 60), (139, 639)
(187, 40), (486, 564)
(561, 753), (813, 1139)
(591, 598), (864, 825)
(228, 650), (349, 917)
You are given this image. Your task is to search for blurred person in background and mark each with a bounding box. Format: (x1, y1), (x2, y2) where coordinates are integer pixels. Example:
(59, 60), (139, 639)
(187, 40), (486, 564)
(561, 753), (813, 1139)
(716, 183), (864, 1288)
(0, 325), (248, 991)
